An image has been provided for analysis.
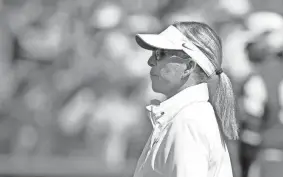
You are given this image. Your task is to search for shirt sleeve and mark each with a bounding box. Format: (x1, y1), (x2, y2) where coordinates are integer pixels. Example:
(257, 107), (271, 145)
(166, 119), (210, 177)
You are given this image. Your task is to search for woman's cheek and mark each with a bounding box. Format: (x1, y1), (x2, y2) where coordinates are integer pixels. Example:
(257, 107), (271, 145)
(160, 65), (177, 82)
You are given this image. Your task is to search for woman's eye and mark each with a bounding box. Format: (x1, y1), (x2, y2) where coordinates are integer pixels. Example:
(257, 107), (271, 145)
(158, 51), (167, 59)
(155, 50), (170, 60)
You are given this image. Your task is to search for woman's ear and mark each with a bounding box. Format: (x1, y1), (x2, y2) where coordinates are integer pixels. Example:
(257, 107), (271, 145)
(182, 60), (197, 78)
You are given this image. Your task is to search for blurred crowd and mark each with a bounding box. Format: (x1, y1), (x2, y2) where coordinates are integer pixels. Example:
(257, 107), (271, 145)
(0, 0), (282, 177)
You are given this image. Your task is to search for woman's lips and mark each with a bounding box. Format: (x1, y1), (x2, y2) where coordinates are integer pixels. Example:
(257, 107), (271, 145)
(150, 73), (158, 77)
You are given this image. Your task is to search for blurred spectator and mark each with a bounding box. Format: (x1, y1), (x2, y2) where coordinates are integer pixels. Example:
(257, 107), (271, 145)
(237, 11), (283, 177)
(237, 31), (270, 177)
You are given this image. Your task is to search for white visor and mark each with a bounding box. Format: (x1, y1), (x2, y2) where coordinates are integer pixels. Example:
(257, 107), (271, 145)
(136, 25), (216, 76)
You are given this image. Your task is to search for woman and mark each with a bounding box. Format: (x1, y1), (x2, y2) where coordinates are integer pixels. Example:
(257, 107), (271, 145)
(133, 21), (238, 177)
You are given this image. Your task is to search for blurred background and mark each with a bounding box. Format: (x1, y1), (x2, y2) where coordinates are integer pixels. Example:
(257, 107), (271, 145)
(0, 0), (282, 177)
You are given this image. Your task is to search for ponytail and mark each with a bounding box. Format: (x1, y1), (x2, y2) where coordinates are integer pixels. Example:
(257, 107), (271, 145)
(173, 21), (239, 140)
(212, 72), (239, 140)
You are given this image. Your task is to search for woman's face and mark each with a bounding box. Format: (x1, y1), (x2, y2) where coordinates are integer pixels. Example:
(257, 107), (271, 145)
(148, 49), (189, 95)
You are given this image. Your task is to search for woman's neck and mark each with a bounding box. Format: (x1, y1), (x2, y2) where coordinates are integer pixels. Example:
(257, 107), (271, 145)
(165, 80), (197, 99)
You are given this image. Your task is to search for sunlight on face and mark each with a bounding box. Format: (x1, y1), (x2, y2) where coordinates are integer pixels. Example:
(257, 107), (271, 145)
(148, 49), (189, 94)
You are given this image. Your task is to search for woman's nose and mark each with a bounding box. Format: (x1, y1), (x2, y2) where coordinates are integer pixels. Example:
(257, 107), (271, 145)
(148, 56), (157, 67)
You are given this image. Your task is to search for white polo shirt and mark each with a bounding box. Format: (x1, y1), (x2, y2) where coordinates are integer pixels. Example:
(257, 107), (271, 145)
(133, 83), (233, 177)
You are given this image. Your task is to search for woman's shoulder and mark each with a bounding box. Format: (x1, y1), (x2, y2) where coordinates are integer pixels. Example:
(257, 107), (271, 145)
(176, 101), (216, 122)
(171, 101), (220, 139)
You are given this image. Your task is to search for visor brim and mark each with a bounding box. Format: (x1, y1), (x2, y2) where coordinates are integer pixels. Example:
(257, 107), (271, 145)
(135, 34), (183, 50)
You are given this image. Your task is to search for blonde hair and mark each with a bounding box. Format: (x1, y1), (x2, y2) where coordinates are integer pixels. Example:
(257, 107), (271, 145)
(174, 22), (239, 140)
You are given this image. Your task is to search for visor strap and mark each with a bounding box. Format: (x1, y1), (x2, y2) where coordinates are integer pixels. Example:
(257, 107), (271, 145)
(181, 42), (215, 76)
(169, 25), (216, 76)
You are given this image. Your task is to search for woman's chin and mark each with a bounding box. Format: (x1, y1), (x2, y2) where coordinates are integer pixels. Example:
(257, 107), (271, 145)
(151, 83), (163, 93)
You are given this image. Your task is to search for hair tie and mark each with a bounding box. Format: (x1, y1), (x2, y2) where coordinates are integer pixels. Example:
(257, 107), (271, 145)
(215, 68), (223, 75)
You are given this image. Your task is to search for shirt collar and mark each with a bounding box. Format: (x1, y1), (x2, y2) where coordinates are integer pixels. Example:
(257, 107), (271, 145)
(146, 83), (209, 127)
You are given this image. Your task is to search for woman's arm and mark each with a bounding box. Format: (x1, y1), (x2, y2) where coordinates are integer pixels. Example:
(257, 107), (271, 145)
(165, 119), (210, 177)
